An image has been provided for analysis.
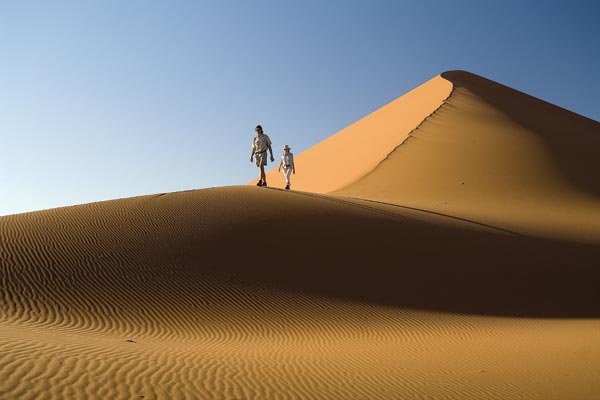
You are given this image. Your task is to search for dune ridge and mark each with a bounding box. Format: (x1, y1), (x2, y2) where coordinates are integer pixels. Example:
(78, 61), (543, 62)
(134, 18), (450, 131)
(334, 71), (600, 242)
(263, 75), (453, 192)
(3, 70), (600, 398)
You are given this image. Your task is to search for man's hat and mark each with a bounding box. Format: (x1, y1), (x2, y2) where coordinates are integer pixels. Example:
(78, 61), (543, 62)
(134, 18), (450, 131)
(283, 145), (291, 150)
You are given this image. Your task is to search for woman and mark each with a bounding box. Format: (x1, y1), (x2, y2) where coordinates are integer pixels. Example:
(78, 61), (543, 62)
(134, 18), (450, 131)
(278, 145), (295, 190)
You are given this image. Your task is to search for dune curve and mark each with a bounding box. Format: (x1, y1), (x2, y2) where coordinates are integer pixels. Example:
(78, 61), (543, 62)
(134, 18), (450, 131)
(335, 71), (600, 243)
(3, 70), (600, 399)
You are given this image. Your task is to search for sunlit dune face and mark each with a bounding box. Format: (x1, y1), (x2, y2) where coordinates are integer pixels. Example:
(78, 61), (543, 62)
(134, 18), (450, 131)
(261, 75), (453, 193)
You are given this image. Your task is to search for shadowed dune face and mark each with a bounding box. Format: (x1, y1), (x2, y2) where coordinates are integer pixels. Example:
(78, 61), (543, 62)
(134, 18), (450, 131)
(2, 187), (600, 398)
(335, 71), (600, 242)
(441, 71), (600, 197)
(1, 187), (599, 328)
(207, 189), (600, 318)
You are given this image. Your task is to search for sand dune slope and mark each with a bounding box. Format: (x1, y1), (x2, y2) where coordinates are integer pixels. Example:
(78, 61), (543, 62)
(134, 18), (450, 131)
(263, 75), (452, 192)
(334, 71), (600, 243)
(2, 186), (600, 399)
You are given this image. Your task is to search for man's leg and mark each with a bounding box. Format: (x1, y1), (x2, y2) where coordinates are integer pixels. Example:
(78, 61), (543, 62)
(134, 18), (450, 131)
(256, 162), (263, 185)
(260, 164), (266, 183)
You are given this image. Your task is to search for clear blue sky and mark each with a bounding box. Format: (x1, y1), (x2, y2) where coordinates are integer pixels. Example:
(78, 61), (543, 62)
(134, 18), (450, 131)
(1, 0), (599, 215)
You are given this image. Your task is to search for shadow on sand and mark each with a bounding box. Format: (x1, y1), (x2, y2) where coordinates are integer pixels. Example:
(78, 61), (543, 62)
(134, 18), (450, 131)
(197, 191), (600, 318)
(442, 70), (600, 200)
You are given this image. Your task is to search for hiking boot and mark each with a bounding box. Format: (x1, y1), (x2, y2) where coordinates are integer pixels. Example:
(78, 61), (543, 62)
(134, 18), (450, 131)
(262, 181), (268, 187)
(256, 180), (263, 186)
(285, 184), (290, 190)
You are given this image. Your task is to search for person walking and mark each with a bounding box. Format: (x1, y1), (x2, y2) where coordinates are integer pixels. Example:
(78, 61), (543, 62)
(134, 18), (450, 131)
(250, 125), (274, 187)
(278, 145), (295, 190)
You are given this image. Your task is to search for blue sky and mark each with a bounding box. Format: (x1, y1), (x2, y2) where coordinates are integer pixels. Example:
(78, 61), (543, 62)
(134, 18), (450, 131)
(1, 0), (599, 215)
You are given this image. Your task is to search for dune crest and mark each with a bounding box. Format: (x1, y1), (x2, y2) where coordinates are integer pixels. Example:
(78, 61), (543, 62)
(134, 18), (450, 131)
(256, 70), (600, 242)
(263, 75), (452, 192)
(334, 71), (600, 242)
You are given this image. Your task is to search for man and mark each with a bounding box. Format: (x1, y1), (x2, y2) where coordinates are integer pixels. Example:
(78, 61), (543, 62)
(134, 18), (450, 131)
(250, 125), (275, 187)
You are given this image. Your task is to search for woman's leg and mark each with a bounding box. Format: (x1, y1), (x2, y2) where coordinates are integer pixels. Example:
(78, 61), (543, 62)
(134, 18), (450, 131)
(284, 168), (292, 188)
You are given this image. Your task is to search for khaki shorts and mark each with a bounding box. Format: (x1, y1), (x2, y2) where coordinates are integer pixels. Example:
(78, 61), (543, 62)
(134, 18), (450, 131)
(255, 151), (267, 167)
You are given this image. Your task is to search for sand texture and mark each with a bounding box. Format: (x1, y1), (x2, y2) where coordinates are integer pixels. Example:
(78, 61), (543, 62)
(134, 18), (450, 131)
(3, 71), (600, 399)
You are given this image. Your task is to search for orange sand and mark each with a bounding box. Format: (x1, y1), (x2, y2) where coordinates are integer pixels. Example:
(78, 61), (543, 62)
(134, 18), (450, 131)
(264, 75), (452, 192)
(3, 71), (600, 399)
(335, 71), (600, 244)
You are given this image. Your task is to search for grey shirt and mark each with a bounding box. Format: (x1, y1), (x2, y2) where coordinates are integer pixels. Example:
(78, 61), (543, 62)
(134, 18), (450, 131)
(252, 134), (272, 153)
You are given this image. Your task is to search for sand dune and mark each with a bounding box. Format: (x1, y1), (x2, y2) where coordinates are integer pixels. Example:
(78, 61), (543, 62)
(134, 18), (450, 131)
(264, 71), (600, 243)
(3, 71), (600, 399)
(2, 187), (600, 399)
(335, 71), (600, 243)
(263, 75), (452, 192)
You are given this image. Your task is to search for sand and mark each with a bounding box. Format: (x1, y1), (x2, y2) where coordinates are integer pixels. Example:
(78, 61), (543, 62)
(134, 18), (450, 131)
(263, 75), (452, 193)
(335, 71), (600, 244)
(3, 71), (600, 399)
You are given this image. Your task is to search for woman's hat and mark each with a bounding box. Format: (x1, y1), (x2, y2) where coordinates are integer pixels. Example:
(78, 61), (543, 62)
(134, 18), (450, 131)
(283, 145), (291, 150)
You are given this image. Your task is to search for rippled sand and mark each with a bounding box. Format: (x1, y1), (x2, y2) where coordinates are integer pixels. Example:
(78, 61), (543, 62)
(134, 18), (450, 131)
(3, 71), (600, 399)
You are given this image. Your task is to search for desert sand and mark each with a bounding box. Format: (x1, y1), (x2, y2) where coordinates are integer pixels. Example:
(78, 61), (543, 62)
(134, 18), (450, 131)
(2, 71), (600, 399)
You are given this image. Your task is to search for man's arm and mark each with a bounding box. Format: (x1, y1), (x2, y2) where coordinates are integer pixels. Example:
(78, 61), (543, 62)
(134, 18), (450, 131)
(250, 147), (255, 162)
(268, 145), (274, 162)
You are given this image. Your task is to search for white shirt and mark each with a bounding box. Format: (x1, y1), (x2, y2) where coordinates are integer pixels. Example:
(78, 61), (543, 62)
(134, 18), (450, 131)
(281, 153), (294, 167)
